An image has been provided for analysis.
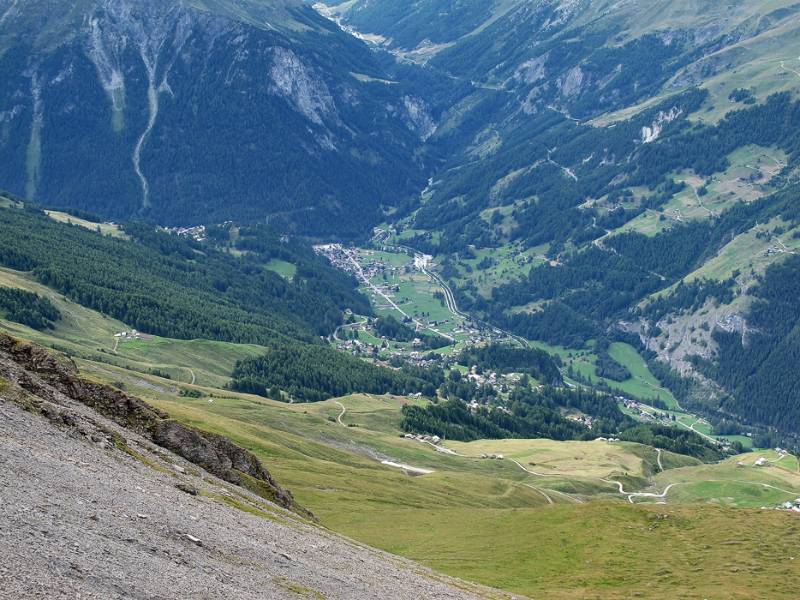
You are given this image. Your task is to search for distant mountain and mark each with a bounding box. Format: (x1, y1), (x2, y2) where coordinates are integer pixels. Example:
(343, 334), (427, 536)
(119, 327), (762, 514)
(0, 0), (432, 235)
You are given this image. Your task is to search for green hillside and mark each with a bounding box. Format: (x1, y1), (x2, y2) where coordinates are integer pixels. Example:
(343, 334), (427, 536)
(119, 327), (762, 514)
(83, 359), (800, 600)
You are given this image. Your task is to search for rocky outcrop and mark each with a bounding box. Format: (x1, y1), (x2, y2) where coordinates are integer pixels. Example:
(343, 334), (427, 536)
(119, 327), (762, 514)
(640, 107), (683, 144)
(152, 419), (306, 516)
(401, 95), (437, 140)
(269, 46), (337, 127)
(0, 333), (309, 518)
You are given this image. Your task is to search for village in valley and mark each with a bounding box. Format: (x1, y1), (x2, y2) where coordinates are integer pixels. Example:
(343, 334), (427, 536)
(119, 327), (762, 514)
(314, 230), (776, 464)
(314, 241), (509, 366)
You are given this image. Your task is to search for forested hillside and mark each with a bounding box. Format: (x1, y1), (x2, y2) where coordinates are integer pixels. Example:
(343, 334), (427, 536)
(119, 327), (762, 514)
(0, 203), (364, 344)
(231, 343), (438, 402)
(707, 255), (800, 431)
(311, 0), (800, 437)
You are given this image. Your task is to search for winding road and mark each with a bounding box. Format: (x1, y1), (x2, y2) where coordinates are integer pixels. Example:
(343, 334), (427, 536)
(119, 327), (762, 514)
(510, 456), (673, 504)
(602, 479), (679, 504)
(334, 401), (346, 426)
(332, 316), (368, 342)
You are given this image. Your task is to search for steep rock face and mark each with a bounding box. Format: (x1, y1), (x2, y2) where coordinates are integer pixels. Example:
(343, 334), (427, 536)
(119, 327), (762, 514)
(152, 419), (300, 511)
(0, 0), (426, 235)
(268, 46), (337, 126)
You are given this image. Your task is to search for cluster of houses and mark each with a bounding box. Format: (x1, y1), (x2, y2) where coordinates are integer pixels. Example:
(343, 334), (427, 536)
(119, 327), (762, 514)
(316, 244), (400, 283)
(404, 433), (441, 445)
(113, 330), (143, 341)
(164, 224), (207, 242)
(335, 334), (442, 368)
(621, 398), (674, 424)
(465, 365), (499, 387)
(318, 243), (515, 358)
(568, 414), (595, 430)
(750, 449), (791, 468)
(778, 499), (800, 513)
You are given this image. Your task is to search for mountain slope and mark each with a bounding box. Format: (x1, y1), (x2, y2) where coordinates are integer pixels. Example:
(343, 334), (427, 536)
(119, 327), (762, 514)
(0, 334), (496, 599)
(0, 0), (431, 235)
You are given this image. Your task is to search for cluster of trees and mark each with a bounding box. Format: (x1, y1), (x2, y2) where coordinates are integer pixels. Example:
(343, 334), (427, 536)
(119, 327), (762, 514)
(617, 425), (723, 462)
(456, 343), (563, 385)
(230, 344), (436, 402)
(593, 339), (631, 382)
(0, 287), (61, 330)
(402, 383), (630, 443)
(729, 88), (756, 105)
(373, 315), (450, 349)
(401, 384), (723, 461)
(401, 395), (589, 443)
